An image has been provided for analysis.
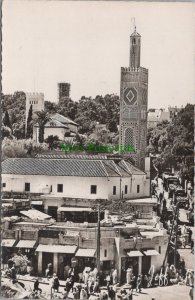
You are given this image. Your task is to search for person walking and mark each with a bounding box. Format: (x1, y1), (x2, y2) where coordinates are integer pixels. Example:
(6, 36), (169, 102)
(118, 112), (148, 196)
(93, 279), (100, 293)
(34, 279), (42, 294)
(127, 289), (133, 300)
(105, 274), (111, 291)
(108, 287), (116, 300)
(51, 273), (60, 293)
(126, 266), (133, 285)
(188, 228), (193, 244)
(112, 269), (118, 285)
(80, 286), (88, 300)
(136, 275), (142, 293)
(189, 286), (194, 300)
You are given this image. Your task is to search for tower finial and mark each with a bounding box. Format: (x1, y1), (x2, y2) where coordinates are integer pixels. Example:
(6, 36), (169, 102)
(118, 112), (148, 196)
(131, 17), (136, 32)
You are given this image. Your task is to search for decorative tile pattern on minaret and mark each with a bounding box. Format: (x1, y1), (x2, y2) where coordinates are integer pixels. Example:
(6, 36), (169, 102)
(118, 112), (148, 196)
(119, 27), (148, 171)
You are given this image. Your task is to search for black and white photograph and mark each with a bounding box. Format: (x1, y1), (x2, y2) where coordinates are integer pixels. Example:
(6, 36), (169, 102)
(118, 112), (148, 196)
(1, 1), (194, 299)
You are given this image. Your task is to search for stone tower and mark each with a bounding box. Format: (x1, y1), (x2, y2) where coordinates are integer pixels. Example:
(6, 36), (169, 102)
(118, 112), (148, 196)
(25, 92), (44, 133)
(119, 27), (148, 171)
(58, 82), (71, 104)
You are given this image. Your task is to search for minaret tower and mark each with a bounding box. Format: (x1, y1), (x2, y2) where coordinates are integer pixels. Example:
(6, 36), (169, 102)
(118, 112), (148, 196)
(119, 26), (148, 171)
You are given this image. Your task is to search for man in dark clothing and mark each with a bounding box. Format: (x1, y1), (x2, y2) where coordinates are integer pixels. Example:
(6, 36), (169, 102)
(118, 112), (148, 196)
(108, 287), (116, 300)
(188, 228), (193, 243)
(52, 274), (60, 293)
(34, 279), (42, 294)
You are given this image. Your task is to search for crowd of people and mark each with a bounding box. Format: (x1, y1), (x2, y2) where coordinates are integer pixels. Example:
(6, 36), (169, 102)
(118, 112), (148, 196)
(28, 261), (194, 300)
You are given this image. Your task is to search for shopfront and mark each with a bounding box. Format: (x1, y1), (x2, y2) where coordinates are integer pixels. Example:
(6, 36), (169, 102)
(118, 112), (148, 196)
(1, 239), (16, 269)
(121, 250), (143, 283)
(36, 244), (77, 277)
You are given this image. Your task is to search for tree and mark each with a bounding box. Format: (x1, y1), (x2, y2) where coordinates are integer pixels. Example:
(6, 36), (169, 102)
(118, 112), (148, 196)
(2, 92), (26, 139)
(26, 104), (33, 139)
(11, 254), (30, 274)
(148, 104), (194, 180)
(35, 110), (51, 143)
(2, 126), (13, 140)
(107, 120), (118, 132)
(45, 135), (60, 150)
(2, 138), (49, 160)
(3, 110), (12, 129)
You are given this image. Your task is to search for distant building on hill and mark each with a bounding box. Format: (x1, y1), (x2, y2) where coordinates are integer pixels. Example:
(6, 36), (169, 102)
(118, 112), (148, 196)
(147, 106), (183, 128)
(147, 108), (171, 128)
(58, 82), (71, 104)
(25, 92), (44, 132)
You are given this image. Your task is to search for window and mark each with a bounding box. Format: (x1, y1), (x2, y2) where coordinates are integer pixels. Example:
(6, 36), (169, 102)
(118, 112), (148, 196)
(50, 185), (52, 193)
(25, 183), (30, 192)
(57, 184), (63, 193)
(104, 249), (107, 257)
(113, 186), (116, 195)
(159, 246), (161, 254)
(91, 185), (97, 194)
(137, 185), (140, 193)
(2, 183), (6, 187)
(125, 185), (128, 194)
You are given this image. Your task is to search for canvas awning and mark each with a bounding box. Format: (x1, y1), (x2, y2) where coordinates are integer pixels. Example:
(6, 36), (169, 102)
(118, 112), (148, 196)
(58, 207), (93, 212)
(75, 248), (96, 257)
(36, 244), (77, 254)
(20, 209), (52, 220)
(1, 239), (16, 247)
(15, 240), (36, 248)
(127, 250), (143, 257)
(143, 249), (160, 256)
(31, 201), (43, 205)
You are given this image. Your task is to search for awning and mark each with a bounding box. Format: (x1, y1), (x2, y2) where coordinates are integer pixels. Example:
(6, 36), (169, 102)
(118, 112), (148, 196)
(58, 207), (93, 212)
(31, 201), (43, 205)
(75, 248), (96, 257)
(20, 209), (52, 220)
(15, 240), (36, 248)
(1, 239), (16, 247)
(127, 250), (143, 257)
(143, 249), (160, 256)
(36, 244), (77, 254)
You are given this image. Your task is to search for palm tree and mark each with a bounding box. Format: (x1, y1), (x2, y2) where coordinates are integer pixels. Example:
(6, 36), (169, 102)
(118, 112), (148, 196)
(35, 110), (51, 143)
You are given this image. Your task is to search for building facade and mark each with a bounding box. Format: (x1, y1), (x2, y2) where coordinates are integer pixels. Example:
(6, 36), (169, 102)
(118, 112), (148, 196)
(119, 28), (148, 171)
(2, 218), (168, 283)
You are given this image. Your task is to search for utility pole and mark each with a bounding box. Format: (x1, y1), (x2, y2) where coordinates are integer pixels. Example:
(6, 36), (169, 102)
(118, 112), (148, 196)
(96, 204), (101, 274)
(174, 203), (179, 267)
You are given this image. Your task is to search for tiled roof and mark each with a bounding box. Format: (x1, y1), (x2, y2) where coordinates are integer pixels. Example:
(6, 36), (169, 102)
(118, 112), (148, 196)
(118, 160), (146, 175)
(2, 158), (117, 177)
(36, 154), (108, 160)
(44, 119), (69, 128)
(2, 157), (144, 177)
(51, 113), (78, 126)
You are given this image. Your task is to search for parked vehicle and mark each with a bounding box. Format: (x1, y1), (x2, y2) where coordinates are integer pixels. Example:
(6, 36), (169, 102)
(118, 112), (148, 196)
(174, 189), (188, 208)
(166, 176), (180, 194)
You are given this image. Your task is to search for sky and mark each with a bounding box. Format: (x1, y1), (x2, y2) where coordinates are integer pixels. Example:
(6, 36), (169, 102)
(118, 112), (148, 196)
(2, 0), (195, 108)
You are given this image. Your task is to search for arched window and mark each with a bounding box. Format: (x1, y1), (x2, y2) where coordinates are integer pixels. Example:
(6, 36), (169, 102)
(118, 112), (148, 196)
(124, 128), (135, 148)
(132, 38), (136, 45)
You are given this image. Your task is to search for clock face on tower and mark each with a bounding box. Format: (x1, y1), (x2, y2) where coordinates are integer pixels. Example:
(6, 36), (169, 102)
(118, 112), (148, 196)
(123, 87), (137, 106)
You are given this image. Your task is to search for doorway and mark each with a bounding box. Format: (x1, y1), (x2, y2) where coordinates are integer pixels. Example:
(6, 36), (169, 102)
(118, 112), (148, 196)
(42, 252), (53, 276)
(48, 206), (58, 220)
(142, 255), (151, 275)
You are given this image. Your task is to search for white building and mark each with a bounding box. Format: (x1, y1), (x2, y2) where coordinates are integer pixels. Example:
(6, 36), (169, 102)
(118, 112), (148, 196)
(33, 113), (78, 142)
(2, 156), (150, 215)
